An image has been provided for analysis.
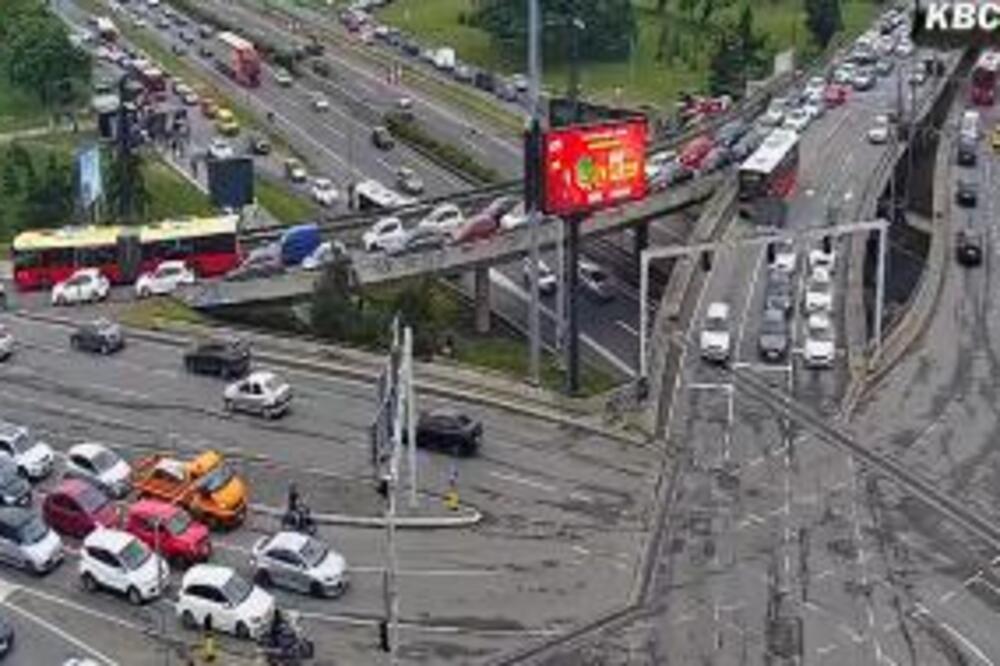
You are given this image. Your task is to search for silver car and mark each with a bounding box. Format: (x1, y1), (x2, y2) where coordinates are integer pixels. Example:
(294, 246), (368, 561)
(0, 507), (63, 574)
(250, 531), (347, 598)
(0, 326), (12, 361)
(223, 371), (292, 419)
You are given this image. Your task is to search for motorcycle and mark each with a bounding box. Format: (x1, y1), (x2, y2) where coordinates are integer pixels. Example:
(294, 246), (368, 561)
(258, 611), (315, 665)
(281, 488), (317, 535)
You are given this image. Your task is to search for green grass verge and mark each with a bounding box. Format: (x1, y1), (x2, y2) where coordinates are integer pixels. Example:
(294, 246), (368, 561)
(254, 177), (318, 225)
(118, 297), (206, 329)
(0, 52), (56, 135)
(144, 157), (215, 220)
(378, 0), (879, 107)
(384, 112), (500, 185)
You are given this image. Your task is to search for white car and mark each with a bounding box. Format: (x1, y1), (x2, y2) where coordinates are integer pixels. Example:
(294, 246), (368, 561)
(301, 240), (344, 271)
(80, 529), (167, 604)
(362, 217), (407, 253)
(895, 39), (913, 57)
(135, 260), (195, 298)
(804, 267), (834, 313)
(250, 531), (348, 598)
(0, 421), (54, 481)
(867, 115), (890, 144)
(223, 370), (293, 419)
(64, 442), (132, 498)
(51, 268), (110, 306)
(761, 104), (785, 127)
(500, 201), (529, 231)
(176, 564), (275, 639)
(833, 64), (856, 85)
(0, 326), (13, 361)
(645, 150), (677, 181)
(207, 138), (233, 160)
(803, 313), (836, 368)
(310, 178), (339, 207)
(521, 258), (556, 295)
(783, 108), (811, 132)
(808, 246), (836, 274)
(803, 100), (824, 120)
(770, 240), (797, 274)
(804, 76), (826, 98)
(417, 204), (464, 234)
(700, 302), (731, 363)
(274, 69), (293, 87)
(312, 95), (330, 112)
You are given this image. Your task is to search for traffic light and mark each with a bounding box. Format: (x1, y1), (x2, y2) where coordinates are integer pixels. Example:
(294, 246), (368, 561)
(700, 250), (712, 271)
(766, 243), (776, 264)
(378, 620), (390, 653)
(376, 477), (389, 498)
(822, 235), (832, 253)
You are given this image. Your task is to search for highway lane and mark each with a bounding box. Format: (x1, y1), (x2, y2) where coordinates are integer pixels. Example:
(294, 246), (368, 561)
(0, 311), (662, 663)
(74, 0), (470, 199)
(228, 0), (525, 177)
(841, 85), (1000, 664)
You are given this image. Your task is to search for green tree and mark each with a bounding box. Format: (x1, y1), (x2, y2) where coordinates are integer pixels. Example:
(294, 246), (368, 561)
(472, 0), (637, 64)
(804, 0), (842, 48)
(708, 7), (766, 98)
(312, 257), (368, 343)
(1, 157), (19, 199)
(23, 152), (72, 228)
(6, 12), (90, 105)
(106, 152), (150, 222)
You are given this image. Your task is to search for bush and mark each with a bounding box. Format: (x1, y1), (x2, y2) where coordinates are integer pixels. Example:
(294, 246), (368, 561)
(384, 112), (500, 185)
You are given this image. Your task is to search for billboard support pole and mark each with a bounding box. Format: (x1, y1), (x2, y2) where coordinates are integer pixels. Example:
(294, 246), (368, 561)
(527, 0), (543, 386)
(566, 215), (581, 396)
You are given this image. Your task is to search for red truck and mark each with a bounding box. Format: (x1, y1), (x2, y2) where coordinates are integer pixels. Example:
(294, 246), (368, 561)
(214, 31), (261, 87)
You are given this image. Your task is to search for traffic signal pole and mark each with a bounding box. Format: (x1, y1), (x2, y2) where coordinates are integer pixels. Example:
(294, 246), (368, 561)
(527, 0), (543, 386)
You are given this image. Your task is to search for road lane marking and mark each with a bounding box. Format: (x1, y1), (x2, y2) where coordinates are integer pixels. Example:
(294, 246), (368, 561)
(940, 621), (996, 666)
(817, 643), (839, 656)
(3, 601), (119, 666)
(488, 471), (557, 493)
(615, 320), (638, 337)
(838, 624), (864, 643)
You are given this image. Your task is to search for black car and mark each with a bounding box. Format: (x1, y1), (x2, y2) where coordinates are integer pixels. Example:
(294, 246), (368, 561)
(956, 180), (978, 207)
(0, 457), (30, 508)
(714, 120), (748, 148)
(372, 126), (395, 150)
(70, 319), (125, 355)
(198, 45), (213, 59)
(956, 229), (984, 266)
(247, 135), (271, 156)
(183, 338), (250, 378)
(415, 409), (482, 456)
(0, 612), (13, 657)
(758, 308), (790, 362)
(765, 271), (794, 314)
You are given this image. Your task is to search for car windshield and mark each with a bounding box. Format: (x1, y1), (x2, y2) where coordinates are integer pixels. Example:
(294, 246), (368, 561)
(77, 484), (109, 513)
(810, 321), (833, 340)
(706, 314), (727, 332)
(160, 266), (181, 277)
(119, 539), (151, 570)
(201, 464), (234, 494)
(166, 510), (191, 536)
(18, 517), (48, 545)
(299, 538), (329, 567)
(261, 376), (283, 393)
(761, 315), (785, 335)
(222, 572), (253, 604)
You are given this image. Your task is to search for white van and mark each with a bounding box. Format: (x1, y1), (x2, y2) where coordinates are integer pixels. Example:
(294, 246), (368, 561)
(961, 109), (981, 141)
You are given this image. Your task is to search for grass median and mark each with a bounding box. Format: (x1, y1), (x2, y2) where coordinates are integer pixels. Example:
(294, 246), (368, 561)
(254, 176), (318, 225)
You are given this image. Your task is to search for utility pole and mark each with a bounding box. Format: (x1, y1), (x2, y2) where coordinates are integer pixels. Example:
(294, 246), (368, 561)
(565, 12), (585, 396)
(526, 0), (543, 385)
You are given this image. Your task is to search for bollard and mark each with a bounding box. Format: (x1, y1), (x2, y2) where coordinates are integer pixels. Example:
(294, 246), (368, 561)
(444, 489), (460, 511)
(201, 630), (217, 663)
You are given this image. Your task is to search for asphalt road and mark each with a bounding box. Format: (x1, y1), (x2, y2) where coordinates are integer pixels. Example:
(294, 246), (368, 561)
(516, 43), (972, 665)
(68, 0), (473, 201)
(0, 310), (663, 664)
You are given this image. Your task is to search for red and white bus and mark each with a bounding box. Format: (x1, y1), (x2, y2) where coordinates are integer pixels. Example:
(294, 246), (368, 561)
(214, 32), (261, 88)
(738, 129), (800, 223)
(971, 50), (1000, 106)
(12, 216), (241, 291)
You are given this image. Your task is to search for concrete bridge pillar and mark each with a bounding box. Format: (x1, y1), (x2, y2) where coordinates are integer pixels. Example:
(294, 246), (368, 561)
(474, 267), (491, 334)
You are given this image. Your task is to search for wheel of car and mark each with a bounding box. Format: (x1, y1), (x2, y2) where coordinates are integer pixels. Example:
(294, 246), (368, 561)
(224, 399), (234, 413)
(180, 609), (197, 629)
(100, 342), (110, 355)
(127, 586), (143, 605)
(138, 287), (150, 299)
(184, 358), (196, 373)
(255, 569), (272, 587)
(310, 581), (325, 598)
(81, 572), (98, 592)
(234, 620), (250, 640)
(70, 336), (79, 350)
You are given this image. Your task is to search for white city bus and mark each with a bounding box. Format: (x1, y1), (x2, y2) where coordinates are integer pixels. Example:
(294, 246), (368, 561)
(737, 129), (800, 225)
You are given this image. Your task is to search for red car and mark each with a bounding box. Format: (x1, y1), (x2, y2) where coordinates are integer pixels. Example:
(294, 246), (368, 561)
(42, 479), (118, 539)
(823, 84), (849, 107)
(124, 499), (211, 566)
(679, 135), (714, 171)
(451, 216), (498, 245)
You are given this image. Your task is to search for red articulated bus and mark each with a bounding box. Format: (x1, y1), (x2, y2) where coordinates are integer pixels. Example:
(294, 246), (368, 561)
(12, 216), (241, 291)
(214, 32), (261, 88)
(971, 50), (1000, 106)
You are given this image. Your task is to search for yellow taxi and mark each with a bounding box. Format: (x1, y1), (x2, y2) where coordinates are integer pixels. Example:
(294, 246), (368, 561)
(992, 123), (1000, 151)
(215, 108), (240, 136)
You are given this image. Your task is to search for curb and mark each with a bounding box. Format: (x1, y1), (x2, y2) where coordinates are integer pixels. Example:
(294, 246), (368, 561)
(9, 310), (649, 448)
(251, 502), (482, 529)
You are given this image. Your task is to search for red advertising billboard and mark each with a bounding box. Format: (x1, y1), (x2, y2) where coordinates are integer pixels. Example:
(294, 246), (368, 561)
(542, 118), (648, 217)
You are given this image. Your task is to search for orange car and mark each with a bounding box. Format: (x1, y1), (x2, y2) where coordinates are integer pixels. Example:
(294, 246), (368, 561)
(132, 451), (247, 529)
(201, 97), (220, 119)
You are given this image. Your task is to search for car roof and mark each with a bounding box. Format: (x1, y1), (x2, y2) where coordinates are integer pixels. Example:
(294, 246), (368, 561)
(0, 507), (34, 529)
(808, 313), (832, 329)
(158, 260), (187, 269)
(265, 530), (310, 552)
(84, 528), (135, 552)
(129, 498), (179, 519)
(707, 302), (729, 318)
(245, 370), (278, 384)
(69, 442), (112, 460)
(183, 563), (235, 588)
(54, 477), (100, 499)
(0, 422), (26, 439)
